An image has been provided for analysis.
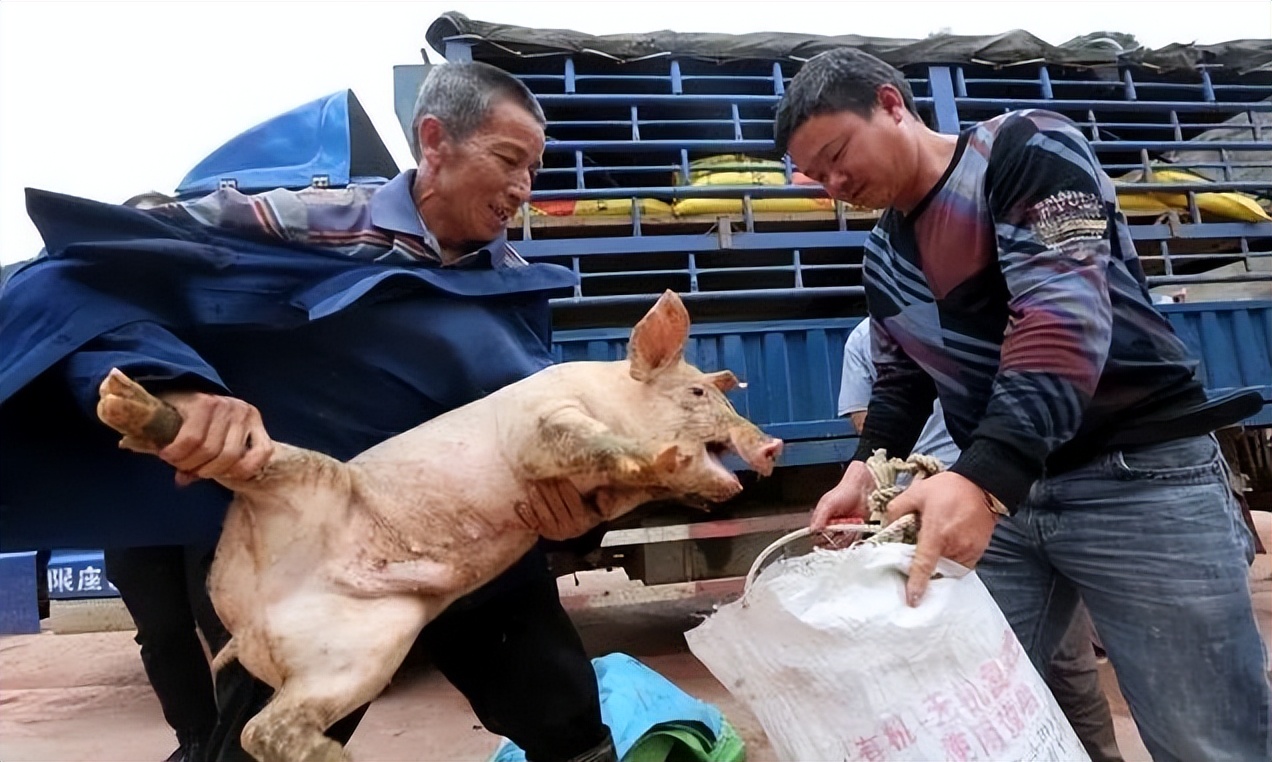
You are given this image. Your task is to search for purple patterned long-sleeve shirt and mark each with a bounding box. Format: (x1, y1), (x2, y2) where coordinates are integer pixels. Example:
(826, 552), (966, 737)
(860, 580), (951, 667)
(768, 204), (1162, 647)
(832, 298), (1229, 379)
(856, 110), (1220, 509)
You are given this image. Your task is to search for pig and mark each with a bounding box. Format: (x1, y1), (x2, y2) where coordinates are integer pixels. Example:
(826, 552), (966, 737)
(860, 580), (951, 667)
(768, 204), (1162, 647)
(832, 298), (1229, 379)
(95, 289), (782, 762)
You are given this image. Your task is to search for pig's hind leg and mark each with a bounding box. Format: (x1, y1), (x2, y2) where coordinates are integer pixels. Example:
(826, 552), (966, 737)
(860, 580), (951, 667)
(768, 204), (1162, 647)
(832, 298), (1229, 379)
(239, 593), (429, 762)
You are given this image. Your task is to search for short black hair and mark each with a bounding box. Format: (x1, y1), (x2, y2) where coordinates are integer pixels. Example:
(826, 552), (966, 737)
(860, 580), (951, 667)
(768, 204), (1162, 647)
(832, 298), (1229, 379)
(774, 48), (918, 155)
(410, 61), (547, 161)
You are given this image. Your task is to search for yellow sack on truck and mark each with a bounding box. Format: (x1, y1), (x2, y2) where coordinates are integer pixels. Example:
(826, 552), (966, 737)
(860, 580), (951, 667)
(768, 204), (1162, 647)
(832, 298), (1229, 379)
(672, 154), (834, 216)
(528, 198), (674, 218)
(1116, 167), (1271, 223)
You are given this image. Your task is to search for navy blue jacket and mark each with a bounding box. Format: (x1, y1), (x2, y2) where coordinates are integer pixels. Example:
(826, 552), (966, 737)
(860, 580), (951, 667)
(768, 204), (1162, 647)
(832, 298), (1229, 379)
(0, 189), (577, 552)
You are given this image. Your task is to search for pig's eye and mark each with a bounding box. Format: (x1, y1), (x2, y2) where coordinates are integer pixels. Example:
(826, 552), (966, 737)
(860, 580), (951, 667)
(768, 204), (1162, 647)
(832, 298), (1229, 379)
(691, 387), (706, 397)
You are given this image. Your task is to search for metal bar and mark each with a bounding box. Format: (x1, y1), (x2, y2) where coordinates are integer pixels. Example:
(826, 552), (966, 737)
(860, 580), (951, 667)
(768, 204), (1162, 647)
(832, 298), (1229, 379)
(534, 93), (937, 106)
(442, 40), (473, 62)
(1090, 141), (1272, 152)
(517, 232), (865, 256)
(600, 513), (812, 547)
(528, 180), (1272, 199)
(1039, 66), (1054, 99)
(518, 230), (1272, 259)
(772, 61), (785, 95)
(555, 317), (861, 342)
(927, 66), (961, 135)
(546, 119), (771, 128)
(670, 59), (683, 94)
(573, 150), (584, 190)
(951, 98), (1272, 113)
(540, 138), (1272, 154)
(558, 576), (745, 610)
(1147, 273), (1272, 285)
(579, 264), (846, 279)
(531, 184), (832, 200)
(567, 74), (680, 82)
(1128, 222), (1272, 240)
(1122, 69), (1138, 101)
(544, 139), (774, 152)
(1201, 68), (1216, 103)
(564, 57), (576, 94)
(679, 75), (780, 83)
(547, 287), (868, 306)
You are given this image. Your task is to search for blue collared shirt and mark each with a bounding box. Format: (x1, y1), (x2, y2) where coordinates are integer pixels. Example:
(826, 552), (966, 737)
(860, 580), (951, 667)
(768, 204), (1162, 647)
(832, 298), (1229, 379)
(163, 170), (527, 269)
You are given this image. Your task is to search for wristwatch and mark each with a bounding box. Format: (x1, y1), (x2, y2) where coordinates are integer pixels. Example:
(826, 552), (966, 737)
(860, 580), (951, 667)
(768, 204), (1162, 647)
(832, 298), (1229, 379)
(983, 489), (1009, 516)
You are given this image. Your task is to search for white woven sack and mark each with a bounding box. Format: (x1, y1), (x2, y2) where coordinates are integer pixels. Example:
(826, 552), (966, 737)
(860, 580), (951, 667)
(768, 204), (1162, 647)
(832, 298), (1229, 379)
(685, 535), (1089, 762)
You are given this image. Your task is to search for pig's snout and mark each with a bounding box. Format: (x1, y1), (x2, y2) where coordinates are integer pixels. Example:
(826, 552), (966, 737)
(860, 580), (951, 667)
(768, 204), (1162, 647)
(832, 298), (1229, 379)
(729, 426), (783, 477)
(754, 438), (783, 476)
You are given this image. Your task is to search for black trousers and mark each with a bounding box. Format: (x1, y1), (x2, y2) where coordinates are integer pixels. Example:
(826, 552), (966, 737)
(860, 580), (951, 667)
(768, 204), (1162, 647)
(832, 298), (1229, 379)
(104, 545), (231, 742)
(207, 547), (609, 762)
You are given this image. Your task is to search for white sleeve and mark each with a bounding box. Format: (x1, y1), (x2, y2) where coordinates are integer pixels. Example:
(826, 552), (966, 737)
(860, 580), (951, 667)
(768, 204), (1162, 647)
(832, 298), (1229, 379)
(837, 319), (877, 416)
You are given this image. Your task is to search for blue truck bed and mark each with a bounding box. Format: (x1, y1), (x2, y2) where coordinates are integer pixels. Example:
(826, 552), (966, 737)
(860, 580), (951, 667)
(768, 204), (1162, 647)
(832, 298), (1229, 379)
(4, 21), (1271, 629)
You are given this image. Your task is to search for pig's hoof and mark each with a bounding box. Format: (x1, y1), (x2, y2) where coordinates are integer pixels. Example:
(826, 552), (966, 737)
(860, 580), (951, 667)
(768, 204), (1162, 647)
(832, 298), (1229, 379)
(301, 739), (350, 762)
(96, 369), (184, 449)
(283, 737), (349, 762)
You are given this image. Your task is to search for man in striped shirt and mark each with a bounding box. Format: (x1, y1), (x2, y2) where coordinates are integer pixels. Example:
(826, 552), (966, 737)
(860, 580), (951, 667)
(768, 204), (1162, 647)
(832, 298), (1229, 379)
(778, 48), (1269, 760)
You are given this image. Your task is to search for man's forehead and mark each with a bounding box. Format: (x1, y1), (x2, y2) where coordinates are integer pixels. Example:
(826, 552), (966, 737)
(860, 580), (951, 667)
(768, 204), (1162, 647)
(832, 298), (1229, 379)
(790, 112), (849, 158)
(472, 119), (544, 148)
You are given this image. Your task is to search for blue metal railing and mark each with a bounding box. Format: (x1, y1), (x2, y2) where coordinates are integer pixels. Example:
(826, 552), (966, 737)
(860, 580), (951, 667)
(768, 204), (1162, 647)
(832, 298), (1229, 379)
(426, 40), (1272, 305)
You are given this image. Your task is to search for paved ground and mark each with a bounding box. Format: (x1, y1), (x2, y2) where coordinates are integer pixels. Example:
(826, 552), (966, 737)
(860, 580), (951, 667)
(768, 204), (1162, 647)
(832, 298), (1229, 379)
(2, 512), (1268, 762)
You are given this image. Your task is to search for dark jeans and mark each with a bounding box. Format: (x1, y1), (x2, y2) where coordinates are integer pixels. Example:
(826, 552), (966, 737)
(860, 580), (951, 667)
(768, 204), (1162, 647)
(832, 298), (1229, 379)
(207, 548), (610, 762)
(104, 545), (230, 743)
(1046, 603), (1122, 762)
(979, 435), (1271, 762)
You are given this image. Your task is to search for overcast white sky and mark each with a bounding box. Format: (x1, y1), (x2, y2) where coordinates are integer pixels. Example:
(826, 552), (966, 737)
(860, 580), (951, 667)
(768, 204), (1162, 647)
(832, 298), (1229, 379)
(2, 0), (1269, 264)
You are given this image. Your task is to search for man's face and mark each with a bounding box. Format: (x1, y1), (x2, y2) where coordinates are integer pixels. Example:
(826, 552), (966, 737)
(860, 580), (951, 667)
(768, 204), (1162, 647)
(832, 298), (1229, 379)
(419, 98), (545, 244)
(786, 100), (916, 211)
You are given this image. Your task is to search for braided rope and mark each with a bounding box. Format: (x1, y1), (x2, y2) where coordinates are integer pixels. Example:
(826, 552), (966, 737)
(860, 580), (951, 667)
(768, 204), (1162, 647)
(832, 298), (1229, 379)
(857, 449), (945, 547)
(744, 449), (950, 592)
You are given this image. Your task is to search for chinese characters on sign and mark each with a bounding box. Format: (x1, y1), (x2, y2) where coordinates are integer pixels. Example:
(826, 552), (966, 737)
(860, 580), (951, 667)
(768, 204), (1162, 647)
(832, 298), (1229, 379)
(47, 564), (116, 595)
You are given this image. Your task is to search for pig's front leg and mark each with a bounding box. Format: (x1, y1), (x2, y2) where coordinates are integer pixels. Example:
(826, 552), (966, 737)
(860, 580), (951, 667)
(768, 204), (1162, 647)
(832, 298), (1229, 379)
(523, 406), (687, 487)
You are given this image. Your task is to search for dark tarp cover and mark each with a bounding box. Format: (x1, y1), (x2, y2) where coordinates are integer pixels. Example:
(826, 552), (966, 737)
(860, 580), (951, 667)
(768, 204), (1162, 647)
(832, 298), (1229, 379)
(425, 12), (1272, 74)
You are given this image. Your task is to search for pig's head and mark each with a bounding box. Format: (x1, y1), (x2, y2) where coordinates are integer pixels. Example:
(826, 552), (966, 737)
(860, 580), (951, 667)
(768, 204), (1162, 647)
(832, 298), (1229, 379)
(621, 290), (783, 506)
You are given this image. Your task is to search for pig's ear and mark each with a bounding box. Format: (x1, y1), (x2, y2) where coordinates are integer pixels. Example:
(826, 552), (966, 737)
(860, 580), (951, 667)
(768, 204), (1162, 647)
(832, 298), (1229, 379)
(705, 370), (740, 393)
(628, 290), (690, 382)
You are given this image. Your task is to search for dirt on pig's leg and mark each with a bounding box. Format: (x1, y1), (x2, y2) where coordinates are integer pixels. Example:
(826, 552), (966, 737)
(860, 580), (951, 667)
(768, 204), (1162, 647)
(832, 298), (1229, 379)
(241, 689), (350, 762)
(236, 593), (428, 762)
(526, 406), (689, 487)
